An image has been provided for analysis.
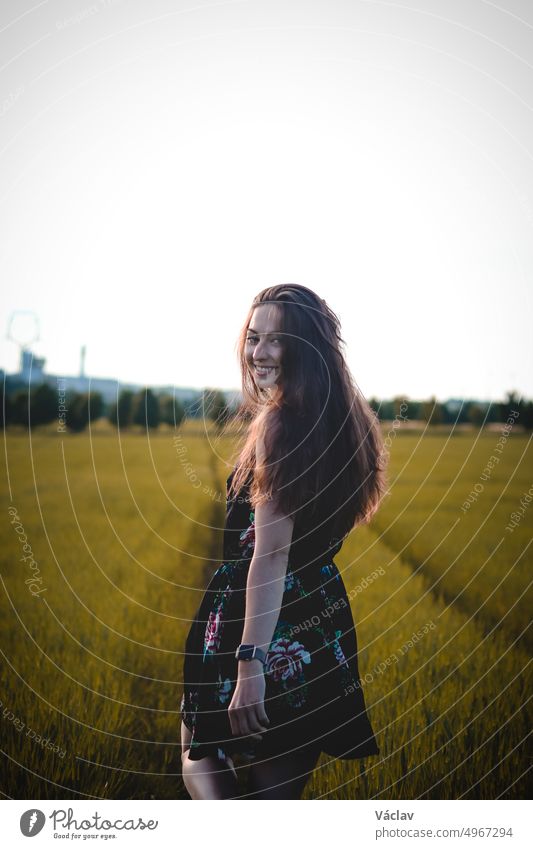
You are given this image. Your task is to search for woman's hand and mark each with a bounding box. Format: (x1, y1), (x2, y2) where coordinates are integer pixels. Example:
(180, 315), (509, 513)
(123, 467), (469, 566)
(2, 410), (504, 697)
(228, 660), (270, 744)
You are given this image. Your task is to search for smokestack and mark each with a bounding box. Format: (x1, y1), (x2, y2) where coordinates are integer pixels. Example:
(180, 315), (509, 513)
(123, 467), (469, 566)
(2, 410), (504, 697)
(80, 344), (86, 378)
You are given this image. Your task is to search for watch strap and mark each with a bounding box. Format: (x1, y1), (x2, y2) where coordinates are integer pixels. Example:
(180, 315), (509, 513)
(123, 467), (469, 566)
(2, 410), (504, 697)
(235, 643), (267, 666)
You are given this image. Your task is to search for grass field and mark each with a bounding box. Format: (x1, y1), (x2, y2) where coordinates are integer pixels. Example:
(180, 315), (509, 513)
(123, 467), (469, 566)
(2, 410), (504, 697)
(0, 421), (531, 799)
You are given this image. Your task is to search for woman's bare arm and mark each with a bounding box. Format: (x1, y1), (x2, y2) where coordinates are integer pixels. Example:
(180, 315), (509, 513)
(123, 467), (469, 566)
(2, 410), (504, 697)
(228, 436), (294, 739)
(239, 495), (294, 655)
(240, 430), (294, 655)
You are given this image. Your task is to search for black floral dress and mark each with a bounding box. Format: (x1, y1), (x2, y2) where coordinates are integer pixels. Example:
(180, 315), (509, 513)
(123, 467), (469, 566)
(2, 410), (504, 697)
(180, 469), (380, 764)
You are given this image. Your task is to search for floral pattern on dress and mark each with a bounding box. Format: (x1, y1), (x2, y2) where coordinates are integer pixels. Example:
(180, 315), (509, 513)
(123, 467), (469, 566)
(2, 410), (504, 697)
(238, 510), (255, 559)
(264, 621), (311, 709)
(204, 603), (224, 654)
(284, 569), (296, 592)
(180, 688), (199, 733)
(319, 625), (357, 690)
(210, 582), (233, 616)
(331, 628), (349, 666)
(265, 637), (311, 682)
(216, 674), (232, 704)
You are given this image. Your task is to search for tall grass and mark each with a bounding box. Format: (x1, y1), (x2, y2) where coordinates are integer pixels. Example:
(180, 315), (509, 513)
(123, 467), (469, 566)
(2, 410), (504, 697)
(0, 424), (530, 799)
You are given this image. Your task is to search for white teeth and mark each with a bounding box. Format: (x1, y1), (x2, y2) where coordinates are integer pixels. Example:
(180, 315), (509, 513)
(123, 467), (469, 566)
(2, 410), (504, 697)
(255, 366), (277, 374)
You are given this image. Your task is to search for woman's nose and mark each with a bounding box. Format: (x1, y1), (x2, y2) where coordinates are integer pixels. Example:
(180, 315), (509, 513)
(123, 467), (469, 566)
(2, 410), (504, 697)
(254, 340), (267, 358)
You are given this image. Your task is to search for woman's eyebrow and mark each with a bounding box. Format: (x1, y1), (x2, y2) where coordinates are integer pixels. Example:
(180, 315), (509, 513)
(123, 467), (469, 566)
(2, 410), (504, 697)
(247, 328), (279, 335)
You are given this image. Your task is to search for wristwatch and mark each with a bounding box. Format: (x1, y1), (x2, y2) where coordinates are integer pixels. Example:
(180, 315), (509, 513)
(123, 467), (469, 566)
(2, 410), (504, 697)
(235, 643), (267, 667)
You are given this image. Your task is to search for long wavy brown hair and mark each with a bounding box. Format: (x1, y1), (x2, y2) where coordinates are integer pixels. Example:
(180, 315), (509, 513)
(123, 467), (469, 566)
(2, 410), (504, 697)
(227, 284), (389, 541)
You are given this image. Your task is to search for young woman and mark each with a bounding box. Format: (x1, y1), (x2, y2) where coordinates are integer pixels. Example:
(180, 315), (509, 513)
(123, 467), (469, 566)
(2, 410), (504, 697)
(180, 284), (388, 799)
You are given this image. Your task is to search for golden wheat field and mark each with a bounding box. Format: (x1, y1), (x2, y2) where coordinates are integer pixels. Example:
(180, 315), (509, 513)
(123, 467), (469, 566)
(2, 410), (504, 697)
(0, 420), (531, 800)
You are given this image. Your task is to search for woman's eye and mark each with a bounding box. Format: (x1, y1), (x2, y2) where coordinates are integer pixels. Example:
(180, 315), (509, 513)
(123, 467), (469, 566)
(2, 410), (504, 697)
(246, 335), (280, 343)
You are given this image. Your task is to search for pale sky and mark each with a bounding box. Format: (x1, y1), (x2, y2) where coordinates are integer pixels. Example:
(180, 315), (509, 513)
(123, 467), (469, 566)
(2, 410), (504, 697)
(1, 0), (532, 402)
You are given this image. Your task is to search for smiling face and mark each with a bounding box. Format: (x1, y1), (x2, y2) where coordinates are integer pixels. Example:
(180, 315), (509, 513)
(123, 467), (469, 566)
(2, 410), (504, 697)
(245, 304), (283, 394)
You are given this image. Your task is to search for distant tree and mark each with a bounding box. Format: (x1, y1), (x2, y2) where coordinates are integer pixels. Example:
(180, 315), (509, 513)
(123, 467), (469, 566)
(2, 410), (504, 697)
(201, 388), (229, 433)
(375, 399), (392, 420)
(109, 389), (134, 430)
(108, 401), (117, 428)
(522, 400), (533, 430)
(88, 391), (104, 423)
(478, 402), (500, 426)
(65, 394), (86, 432)
(411, 400), (423, 421)
(391, 396), (412, 421)
(30, 383), (57, 426)
(419, 396), (444, 425)
(0, 382), (13, 426)
(368, 397), (380, 417)
(132, 387), (160, 429)
(10, 389), (30, 427)
(499, 390), (524, 424)
(446, 401), (470, 425)
(65, 391), (104, 432)
(159, 394), (186, 428)
(467, 403), (486, 428)
(440, 402), (456, 425)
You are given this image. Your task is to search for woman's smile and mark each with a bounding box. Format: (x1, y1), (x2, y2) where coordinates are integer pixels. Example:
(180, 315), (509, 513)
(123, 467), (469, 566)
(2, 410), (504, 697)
(254, 365), (279, 377)
(245, 304), (283, 390)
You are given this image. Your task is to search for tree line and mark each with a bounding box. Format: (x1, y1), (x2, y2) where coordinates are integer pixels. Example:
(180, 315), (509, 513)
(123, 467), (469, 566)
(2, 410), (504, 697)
(368, 392), (533, 429)
(1, 383), (531, 432)
(0, 384), (230, 433)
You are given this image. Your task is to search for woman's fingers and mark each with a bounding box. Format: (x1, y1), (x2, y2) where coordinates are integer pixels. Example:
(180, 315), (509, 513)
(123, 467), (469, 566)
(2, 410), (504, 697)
(246, 700), (269, 733)
(256, 705), (270, 727)
(230, 704), (268, 738)
(229, 705), (252, 737)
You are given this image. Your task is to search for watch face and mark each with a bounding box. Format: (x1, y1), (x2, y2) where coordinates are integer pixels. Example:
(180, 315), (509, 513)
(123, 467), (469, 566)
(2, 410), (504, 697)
(238, 645), (254, 660)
